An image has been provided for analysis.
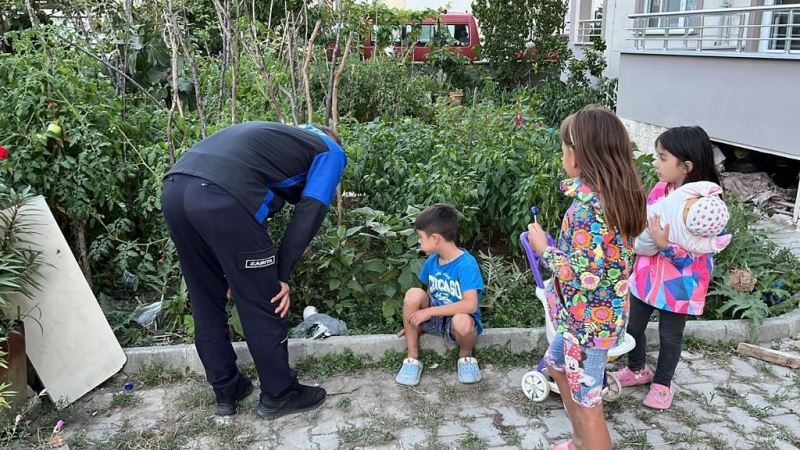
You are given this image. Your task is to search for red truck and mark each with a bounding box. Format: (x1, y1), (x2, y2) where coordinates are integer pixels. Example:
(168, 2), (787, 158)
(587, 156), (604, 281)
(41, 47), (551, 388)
(327, 13), (480, 63)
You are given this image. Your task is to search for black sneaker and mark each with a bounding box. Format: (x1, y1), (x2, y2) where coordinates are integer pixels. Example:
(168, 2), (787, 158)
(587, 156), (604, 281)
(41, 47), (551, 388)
(215, 377), (255, 416)
(255, 383), (326, 419)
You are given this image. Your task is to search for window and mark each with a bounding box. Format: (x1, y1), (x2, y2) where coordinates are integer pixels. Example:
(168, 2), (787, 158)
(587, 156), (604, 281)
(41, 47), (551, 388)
(645, 0), (700, 29)
(769, 0), (800, 51)
(370, 26), (402, 46)
(447, 24), (470, 46)
(405, 24), (437, 44)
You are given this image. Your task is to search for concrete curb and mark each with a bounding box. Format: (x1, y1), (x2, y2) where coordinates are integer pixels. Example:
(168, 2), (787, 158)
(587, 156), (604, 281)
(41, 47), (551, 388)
(121, 308), (800, 375)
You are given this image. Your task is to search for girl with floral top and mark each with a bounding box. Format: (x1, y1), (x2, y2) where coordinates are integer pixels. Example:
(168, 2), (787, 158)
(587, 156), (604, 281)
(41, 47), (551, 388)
(528, 106), (647, 450)
(612, 126), (725, 410)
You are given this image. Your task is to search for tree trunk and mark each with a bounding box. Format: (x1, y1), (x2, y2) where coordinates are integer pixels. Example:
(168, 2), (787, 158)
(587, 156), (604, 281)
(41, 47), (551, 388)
(213, 0), (231, 118)
(166, 101), (177, 166)
(302, 21), (322, 124)
(229, 0), (238, 123)
(285, 14), (300, 125)
(331, 32), (353, 133)
(324, 8), (343, 125)
(331, 32), (353, 228)
(73, 220), (94, 290)
(169, 0), (208, 138)
(164, 1), (184, 118)
(24, 0), (53, 97)
(244, 0), (284, 123)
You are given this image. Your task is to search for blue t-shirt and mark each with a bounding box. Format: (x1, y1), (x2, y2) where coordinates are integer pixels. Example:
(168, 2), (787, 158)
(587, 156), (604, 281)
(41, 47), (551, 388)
(419, 250), (484, 335)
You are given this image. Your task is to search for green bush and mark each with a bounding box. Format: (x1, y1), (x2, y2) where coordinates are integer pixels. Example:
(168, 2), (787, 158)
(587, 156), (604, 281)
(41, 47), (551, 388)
(535, 37), (618, 127)
(343, 102), (569, 250)
(318, 57), (444, 123)
(3, 8), (798, 347)
(705, 200), (800, 326)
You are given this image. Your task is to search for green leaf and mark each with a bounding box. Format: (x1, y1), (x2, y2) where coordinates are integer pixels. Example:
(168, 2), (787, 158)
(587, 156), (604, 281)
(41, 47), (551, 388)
(381, 298), (401, 322)
(362, 260), (385, 273)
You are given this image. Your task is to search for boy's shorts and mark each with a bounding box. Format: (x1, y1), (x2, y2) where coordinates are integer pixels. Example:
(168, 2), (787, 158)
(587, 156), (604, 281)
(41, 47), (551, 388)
(544, 332), (608, 408)
(420, 315), (457, 344)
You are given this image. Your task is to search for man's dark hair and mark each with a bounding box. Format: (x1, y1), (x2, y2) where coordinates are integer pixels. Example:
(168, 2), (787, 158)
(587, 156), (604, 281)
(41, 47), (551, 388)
(318, 125), (343, 147)
(414, 203), (459, 242)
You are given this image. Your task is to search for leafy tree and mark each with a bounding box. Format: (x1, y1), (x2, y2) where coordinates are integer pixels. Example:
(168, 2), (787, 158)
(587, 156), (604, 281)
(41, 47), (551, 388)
(471, 0), (568, 88)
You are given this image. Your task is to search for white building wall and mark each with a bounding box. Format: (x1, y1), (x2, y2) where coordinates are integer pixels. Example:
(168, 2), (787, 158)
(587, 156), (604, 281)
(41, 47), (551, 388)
(600, 0), (761, 78)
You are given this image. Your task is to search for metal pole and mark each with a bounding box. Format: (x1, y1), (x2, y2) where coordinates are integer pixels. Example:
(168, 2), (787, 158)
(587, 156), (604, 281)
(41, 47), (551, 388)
(698, 14), (704, 51)
(737, 12), (745, 52)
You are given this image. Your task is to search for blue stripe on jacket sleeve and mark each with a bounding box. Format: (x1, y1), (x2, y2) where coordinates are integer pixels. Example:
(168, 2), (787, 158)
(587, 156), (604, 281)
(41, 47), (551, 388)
(302, 149), (347, 207)
(255, 190), (275, 223)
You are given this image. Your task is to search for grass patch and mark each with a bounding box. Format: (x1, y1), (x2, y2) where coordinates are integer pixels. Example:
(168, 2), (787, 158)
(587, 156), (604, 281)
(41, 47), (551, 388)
(337, 415), (401, 448)
(774, 424), (800, 447)
(111, 391), (139, 409)
(336, 397), (352, 412)
(604, 393), (642, 419)
(76, 416), (208, 449)
(473, 346), (539, 369)
(756, 362), (778, 378)
(294, 346), (541, 380)
(177, 382), (216, 409)
(492, 413), (522, 446)
(412, 443), (450, 450)
(703, 432), (731, 450)
(695, 391), (723, 415)
(715, 383), (772, 419)
(458, 433), (487, 450)
(665, 405), (702, 429)
(661, 430), (705, 449)
(683, 337), (736, 363)
(440, 385), (459, 403)
(767, 389), (790, 405)
(459, 414), (477, 424)
(749, 437), (779, 450)
(505, 391), (548, 419)
(240, 363), (258, 379)
(295, 350), (372, 380)
(615, 426), (652, 450)
(402, 390), (444, 430)
(73, 415), (257, 450)
(208, 421), (258, 450)
(136, 362), (186, 387)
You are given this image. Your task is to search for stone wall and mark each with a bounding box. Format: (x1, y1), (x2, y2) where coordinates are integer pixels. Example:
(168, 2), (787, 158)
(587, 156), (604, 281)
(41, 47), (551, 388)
(621, 117), (667, 156)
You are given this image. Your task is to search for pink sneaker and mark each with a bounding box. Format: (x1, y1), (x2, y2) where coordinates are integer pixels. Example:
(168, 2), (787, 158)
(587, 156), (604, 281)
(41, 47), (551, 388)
(643, 383), (674, 409)
(613, 366), (654, 387)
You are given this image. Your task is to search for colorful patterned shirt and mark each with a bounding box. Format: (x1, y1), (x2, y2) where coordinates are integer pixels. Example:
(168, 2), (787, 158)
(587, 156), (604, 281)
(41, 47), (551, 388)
(543, 178), (635, 350)
(629, 182), (714, 315)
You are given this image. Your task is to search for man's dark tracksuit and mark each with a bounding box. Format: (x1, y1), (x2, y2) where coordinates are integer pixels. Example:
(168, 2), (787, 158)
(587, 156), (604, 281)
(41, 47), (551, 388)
(161, 122), (346, 402)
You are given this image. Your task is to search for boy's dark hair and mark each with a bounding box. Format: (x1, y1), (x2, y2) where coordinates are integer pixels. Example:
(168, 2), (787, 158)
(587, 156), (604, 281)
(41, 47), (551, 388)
(655, 126), (721, 186)
(415, 203), (459, 242)
(318, 125), (343, 147)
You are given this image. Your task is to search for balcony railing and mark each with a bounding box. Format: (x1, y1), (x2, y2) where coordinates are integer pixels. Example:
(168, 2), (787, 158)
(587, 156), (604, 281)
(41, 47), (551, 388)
(575, 19), (603, 45)
(628, 4), (800, 55)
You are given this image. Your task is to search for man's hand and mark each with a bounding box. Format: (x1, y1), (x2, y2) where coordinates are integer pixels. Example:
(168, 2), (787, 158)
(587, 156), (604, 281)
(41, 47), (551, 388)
(270, 281), (291, 318)
(648, 215), (671, 250)
(409, 308), (432, 327)
(527, 222), (549, 255)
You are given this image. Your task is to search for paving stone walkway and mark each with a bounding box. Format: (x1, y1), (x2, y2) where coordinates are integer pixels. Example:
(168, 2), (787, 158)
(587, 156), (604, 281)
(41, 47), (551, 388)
(55, 337), (800, 450)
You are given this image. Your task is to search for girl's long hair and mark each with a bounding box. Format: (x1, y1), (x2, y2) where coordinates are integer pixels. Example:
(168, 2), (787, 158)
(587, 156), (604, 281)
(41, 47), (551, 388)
(560, 105), (647, 238)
